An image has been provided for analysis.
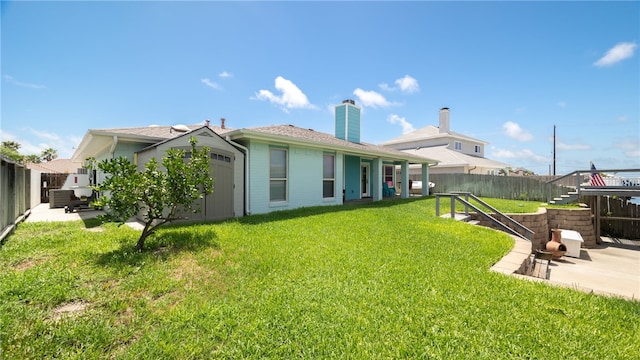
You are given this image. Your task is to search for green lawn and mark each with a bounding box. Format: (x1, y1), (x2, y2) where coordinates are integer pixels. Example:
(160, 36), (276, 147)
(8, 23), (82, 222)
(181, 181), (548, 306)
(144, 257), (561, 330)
(1, 198), (638, 359)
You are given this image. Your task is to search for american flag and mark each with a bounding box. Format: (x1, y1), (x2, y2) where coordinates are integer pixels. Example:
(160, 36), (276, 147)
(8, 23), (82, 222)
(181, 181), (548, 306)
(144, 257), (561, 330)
(590, 162), (607, 186)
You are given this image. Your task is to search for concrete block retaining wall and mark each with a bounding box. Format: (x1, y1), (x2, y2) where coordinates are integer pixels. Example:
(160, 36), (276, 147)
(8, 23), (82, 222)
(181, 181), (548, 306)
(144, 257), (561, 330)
(472, 207), (597, 251)
(546, 208), (597, 248)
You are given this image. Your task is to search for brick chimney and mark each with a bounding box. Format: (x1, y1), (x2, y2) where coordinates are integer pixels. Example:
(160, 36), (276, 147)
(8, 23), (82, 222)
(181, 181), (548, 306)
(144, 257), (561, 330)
(204, 119), (210, 127)
(220, 118), (226, 129)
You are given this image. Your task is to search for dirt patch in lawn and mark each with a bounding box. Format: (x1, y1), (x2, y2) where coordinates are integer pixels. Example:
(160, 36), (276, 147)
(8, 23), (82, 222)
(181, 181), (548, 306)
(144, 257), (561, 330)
(51, 301), (88, 322)
(14, 257), (48, 271)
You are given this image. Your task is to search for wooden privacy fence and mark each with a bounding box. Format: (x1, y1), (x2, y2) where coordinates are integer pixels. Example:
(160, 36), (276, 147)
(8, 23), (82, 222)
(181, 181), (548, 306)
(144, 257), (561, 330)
(1, 157), (30, 243)
(585, 196), (640, 240)
(426, 173), (568, 202)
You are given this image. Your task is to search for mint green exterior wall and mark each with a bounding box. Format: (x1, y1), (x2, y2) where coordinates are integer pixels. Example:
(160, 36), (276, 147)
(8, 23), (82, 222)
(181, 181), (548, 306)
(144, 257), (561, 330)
(344, 155), (362, 201)
(92, 142), (154, 189)
(335, 103), (361, 143)
(243, 140), (344, 215)
(114, 142), (150, 162)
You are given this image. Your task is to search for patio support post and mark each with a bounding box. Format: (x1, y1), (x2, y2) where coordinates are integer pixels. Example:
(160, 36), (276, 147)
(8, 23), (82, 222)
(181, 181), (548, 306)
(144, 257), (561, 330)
(400, 161), (409, 198)
(421, 163), (429, 196)
(372, 158), (382, 202)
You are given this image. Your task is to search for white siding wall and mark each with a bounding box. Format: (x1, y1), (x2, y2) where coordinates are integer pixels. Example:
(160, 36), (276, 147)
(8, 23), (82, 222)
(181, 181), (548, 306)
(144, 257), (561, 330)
(450, 138), (484, 157)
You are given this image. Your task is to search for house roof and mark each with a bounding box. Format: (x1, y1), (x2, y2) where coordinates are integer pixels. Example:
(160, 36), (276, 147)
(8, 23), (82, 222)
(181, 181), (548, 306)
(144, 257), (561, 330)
(136, 126), (237, 154)
(72, 123), (438, 165)
(402, 145), (509, 169)
(381, 125), (487, 147)
(27, 158), (83, 174)
(72, 124), (233, 161)
(226, 124), (438, 164)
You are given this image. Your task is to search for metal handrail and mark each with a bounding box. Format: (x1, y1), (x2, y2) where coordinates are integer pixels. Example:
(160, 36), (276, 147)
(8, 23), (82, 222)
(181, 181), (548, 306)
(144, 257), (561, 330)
(435, 192), (534, 241)
(545, 168), (640, 203)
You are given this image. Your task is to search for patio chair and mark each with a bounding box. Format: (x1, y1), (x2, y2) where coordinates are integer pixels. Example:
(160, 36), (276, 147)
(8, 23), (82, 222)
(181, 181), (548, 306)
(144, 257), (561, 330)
(382, 182), (395, 197)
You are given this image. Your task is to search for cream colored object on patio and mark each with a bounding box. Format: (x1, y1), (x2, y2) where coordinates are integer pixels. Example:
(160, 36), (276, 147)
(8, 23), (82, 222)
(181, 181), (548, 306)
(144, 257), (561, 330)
(559, 229), (584, 258)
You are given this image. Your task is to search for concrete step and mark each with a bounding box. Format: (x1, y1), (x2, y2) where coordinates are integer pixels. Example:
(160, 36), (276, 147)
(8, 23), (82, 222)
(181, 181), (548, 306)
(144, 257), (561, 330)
(440, 213), (471, 221)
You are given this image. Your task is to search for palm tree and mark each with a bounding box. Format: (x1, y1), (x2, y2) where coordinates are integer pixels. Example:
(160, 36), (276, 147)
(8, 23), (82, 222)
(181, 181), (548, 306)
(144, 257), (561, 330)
(24, 154), (42, 163)
(1, 140), (21, 151)
(41, 148), (58, 162)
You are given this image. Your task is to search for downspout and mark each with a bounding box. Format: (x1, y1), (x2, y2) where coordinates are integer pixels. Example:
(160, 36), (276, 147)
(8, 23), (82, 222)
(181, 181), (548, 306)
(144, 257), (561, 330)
(109, 136), (118, 159)
(226, 137), (251, 215)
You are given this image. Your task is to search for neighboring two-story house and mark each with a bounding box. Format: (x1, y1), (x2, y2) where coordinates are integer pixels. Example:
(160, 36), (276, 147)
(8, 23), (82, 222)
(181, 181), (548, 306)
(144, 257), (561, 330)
(381, 108), (510, 175)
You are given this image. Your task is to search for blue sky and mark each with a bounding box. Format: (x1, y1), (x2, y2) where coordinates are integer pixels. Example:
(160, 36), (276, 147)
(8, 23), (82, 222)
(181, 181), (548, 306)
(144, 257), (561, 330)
(2, 1), (638, 175)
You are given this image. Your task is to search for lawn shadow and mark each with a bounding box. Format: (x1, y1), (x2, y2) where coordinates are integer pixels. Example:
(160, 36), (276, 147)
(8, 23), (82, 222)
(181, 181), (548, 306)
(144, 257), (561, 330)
(95, 225), (219, 268)
(238, 196), (430, 226)
(81, 217), (104, 229)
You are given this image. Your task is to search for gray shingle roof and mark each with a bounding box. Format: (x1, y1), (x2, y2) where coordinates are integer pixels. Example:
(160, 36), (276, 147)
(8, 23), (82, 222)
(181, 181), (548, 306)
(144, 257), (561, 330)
(90, 124), (234, 140)
(229, 124), (437, 163)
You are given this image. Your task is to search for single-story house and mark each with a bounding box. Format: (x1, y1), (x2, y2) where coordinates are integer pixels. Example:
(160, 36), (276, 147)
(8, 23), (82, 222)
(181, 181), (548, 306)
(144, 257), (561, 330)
(71, 99), (438, 220)
(72, 122), (245, 221)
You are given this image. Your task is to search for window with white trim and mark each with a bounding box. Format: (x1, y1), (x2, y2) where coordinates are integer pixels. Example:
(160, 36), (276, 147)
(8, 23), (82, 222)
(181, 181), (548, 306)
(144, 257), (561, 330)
(474, 145), (481, 153)
(384, 165), (394, 185)
(269, 148), (287, 202)
(323, 154), (335, 198)
(454, 141), (462, 150)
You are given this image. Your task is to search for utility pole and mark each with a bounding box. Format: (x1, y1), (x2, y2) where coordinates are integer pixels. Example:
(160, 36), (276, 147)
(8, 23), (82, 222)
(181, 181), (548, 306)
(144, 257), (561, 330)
(553, 125), (556, 176)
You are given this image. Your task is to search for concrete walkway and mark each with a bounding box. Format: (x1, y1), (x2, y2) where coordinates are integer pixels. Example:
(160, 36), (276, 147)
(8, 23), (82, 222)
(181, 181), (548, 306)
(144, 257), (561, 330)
(544, 237), (639, 301)
(25, 203), (144, 230)
(23, 204), (640, 301)
(492, 233), (639, 301)
(25, 203), (104, 223)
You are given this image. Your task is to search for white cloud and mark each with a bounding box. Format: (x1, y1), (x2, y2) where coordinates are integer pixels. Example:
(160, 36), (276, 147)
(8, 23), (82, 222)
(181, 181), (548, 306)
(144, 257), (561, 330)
(502, 121), (533, 141)
(1, 128), (80, 158)
(491, 148), (548, 164)
(594, 42), (637, 67)
(30, 129), (61, 142)
(395, 75), (419, 93)
(0, 130), (18, 143)
(378, 75), (420, 94)
(255, 76), (314, 112)
(353, 88), (391, 108)
(387, 114), (415, 134)
(378, 83), (393, 92)
(201, 78), (221, 90)
(556, 141), (590, 151)
(3, 75), (45, 89)
(615, 138), (640, 158)
(218, 71), (233, 78)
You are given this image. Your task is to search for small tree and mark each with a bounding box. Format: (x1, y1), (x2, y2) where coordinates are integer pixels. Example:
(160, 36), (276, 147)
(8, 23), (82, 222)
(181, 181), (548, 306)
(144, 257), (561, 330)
(0, 141), (23, 162)
(93, 137), (214, 251)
